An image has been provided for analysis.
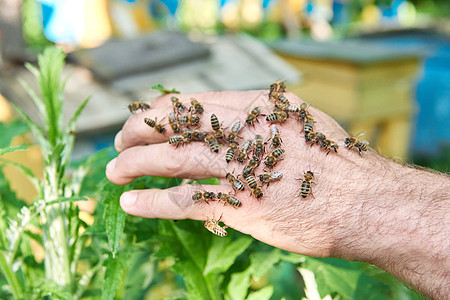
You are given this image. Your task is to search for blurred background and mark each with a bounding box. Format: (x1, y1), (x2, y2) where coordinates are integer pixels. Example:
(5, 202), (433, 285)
(0, 0), (448, 298)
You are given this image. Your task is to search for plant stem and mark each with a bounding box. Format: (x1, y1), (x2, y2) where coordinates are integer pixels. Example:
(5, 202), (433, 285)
(0, 250), (24, 299)
(41, 163), (72, 290)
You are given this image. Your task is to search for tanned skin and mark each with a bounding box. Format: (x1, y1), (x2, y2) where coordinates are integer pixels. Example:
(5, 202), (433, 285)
(106, 91), (450, 299)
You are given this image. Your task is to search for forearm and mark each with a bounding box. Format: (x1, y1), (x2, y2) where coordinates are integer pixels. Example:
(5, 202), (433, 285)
(336, 154), (450, 299)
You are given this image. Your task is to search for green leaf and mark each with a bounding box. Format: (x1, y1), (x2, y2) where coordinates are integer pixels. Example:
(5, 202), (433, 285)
(0, 145), (28, 156)
(18, 77), (46, 118)
(150, 83), (180, 94)
(102, 255), (127, 300)
(301, 257), (414, 300)
(104, 184), (126, 256)
(225, 267), (251, 300)
(34, 281), (74, 300)
(246, 285), (274, 300)
(0, 250), (24, 299)
(204, 235), (253, 275)
(0, 120), (29, 148)
(249, 248), (282, 281)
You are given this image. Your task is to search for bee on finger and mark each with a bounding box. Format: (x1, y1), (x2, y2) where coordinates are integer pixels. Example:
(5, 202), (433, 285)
(345, 132), (369, 156)
(236, 140), (253, 163)
(211, 114), (226, 141)
(242, 156), (260, 178)
(225, 141), (239, 163)
(192, 189), (216, 204)
(270, 125), (282, 148)
(169, 134), (190, 147)
(253, 135), (265, 157)
(264, 148), (285, 169)
(168, 111), (180, 133)
(178, 114), (200, 126)
(128, 101), (150, 114)
(190, 98), (203, 114)
(319, 139), (339, 155)
(269, 81), (286, 100)
(312, 132), (326, 146)
(246, 107), (265, 126)
(299, 103), (311, 122)
(204, 214), (228, 237)
(217, 192), (242, 208)
(305, 131), (316, 143)
(226, 172), (245, 193)
(266, 111), (288, 123)
(191, 129), (206, 141)
(303, 115), (315, 134)
(277, 94), (290, 106)
(259, 171), (283, 187)
(297, 171), (315, 198)
(171, 96), (186, 114)
(227, 121), (242, 143)
(245, 175), (263, 199)
(204, 134), (219, 153)
(144, 117), (166, 133)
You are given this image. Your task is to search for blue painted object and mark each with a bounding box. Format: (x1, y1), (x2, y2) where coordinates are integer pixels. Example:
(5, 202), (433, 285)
(356, 30), (450, 156)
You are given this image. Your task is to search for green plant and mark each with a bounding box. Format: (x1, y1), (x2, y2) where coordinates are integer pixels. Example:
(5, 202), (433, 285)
(0, 47), (424, 299)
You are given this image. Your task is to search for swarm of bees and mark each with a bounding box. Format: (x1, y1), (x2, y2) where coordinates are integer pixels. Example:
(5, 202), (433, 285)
(127, 81), (370, 237)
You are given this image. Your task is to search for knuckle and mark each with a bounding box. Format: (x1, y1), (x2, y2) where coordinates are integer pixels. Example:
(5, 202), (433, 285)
(164, 146), (189, 175)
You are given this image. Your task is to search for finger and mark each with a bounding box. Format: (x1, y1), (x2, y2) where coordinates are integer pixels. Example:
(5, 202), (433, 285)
(107, 142), (233, 185)
(115, 101), (268, 153)
(119, 184), (268, 235)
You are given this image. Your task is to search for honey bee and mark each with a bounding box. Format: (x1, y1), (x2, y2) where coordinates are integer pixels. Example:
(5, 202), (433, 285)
(299, 103), (311, 122)
(319, 138), (339, 155)
(259, 171), (283, 187)
(144, 117), (166, 133)
(270, 125), (282, 148)
(190, 98), (203, 114)
(277, 94), (290, 106)
(128, 101), (150, 114)
(269, 81), (286, 100)
(266, 111), (288, 123)
(168, 111), (180, 133)
(345, 133), (369, 156)
(226, 172), (245, 192)
(303, 115), (315, 134)
(246, 107), (265, 126)
(211, 114), (226, 141)
(225, 141), (239, 163)
(242, 156), (260, 178)
(264, 148), (285, 169)
(171, 96), (186, 114)
(312, 132), (326, 145)
(204, 214), (228, 237)
(236, 140), (253, 163)
(192, 129), (206, 141)
(298, 171), (315, 198)
(178, 114), (200, 126)
(227, 121), (242, 143)
(217, 192), (242, 208)
(204, 134), (219, 153)
(305, 131), (317, 143)
(169, 134), (190, 147)
(281, 104), (299, 114)
(253, 135), (265, 157)
(245, 175), (263, 199)
(192, 189), (216, 203)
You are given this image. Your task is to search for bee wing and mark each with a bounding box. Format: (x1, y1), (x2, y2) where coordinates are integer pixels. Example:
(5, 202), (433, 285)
(191, 180), (205, 191)
(270, 171), (283, 180)
(354, 131), (366, 138)
(169, 111), (177, 122)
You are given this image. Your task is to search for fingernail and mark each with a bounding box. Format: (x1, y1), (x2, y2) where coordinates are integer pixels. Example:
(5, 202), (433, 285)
(106, 158), (117, 176)
(121, 192), (137, 208)
(114, 131), (123, 152)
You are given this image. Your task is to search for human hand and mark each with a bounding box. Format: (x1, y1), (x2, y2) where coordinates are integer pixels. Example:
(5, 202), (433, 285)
(106, 90), (376, 259)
